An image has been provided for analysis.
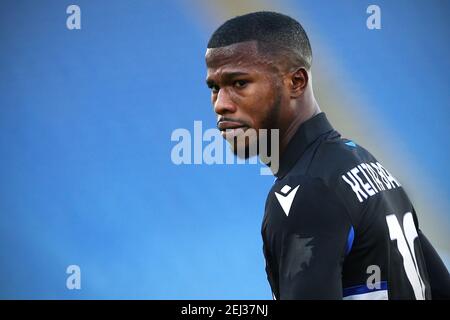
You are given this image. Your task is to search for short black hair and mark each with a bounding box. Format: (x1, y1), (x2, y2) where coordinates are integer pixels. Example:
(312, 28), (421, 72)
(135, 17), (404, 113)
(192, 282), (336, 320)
(207, 11), (313, 70)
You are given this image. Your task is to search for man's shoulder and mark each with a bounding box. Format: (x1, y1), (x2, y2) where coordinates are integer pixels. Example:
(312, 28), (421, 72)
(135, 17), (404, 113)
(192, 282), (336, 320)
(270, 136), (376, 199)
(267, 137), (380, 220)
(301, 136), (382, 190)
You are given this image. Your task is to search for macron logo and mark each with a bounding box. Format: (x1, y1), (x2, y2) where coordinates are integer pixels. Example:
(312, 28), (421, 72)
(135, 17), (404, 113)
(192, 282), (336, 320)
(275, 185), (300, 216)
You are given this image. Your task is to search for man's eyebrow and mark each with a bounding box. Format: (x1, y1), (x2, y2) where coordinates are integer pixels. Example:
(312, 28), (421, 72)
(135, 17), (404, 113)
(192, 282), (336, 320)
(206, 71), (251, 86)
(222, 71), (250, 79)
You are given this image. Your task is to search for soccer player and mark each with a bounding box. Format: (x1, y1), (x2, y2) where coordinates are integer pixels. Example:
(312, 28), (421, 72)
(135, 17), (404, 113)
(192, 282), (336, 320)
(204, 11), (450, 299)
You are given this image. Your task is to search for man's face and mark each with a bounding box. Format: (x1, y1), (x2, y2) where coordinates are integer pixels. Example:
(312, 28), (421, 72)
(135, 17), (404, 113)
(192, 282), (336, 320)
(205, 41), (285, 158)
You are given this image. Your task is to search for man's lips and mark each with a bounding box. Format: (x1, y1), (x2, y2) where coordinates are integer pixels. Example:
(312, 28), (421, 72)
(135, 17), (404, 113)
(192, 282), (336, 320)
(217, 120), (248, 131)
(217, 120), (250, 139)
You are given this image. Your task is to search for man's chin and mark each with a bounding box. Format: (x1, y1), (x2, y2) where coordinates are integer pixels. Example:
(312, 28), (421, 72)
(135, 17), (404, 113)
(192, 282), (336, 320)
(227, 140), (259, 159)
(222, 127), (260, 159)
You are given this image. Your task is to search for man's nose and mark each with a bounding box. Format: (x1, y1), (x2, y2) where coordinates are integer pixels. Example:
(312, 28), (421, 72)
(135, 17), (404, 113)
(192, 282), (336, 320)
(214, 89), (237, 115)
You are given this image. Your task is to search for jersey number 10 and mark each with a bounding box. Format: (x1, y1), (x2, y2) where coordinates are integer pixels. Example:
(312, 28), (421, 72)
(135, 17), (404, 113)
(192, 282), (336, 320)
(385, 212), (426, 300)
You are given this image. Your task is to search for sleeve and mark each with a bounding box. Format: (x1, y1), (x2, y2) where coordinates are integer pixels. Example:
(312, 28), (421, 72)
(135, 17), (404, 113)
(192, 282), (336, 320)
(273, 176), (352, 299)
(418, 230), (450, 299)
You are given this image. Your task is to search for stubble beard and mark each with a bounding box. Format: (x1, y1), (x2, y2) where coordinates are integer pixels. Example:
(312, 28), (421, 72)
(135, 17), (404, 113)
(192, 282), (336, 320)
(228, 92), (282, 159)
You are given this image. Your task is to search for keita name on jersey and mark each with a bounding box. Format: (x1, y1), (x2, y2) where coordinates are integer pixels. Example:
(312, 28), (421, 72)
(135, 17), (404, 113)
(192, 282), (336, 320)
(342, 161), (402, 203)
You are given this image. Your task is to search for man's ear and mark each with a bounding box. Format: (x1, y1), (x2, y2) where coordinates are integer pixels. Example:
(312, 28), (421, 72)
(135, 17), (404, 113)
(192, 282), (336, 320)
(289, 68), (309, 98)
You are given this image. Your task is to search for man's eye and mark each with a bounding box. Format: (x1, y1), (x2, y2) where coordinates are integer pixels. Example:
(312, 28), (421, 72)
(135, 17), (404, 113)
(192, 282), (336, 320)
(209, 84), (219, 93)
(234, 80), (248, 88)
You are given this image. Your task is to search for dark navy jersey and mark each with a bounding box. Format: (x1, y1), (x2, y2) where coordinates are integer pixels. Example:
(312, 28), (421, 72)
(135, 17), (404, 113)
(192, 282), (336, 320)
(261, 112), (450, 300)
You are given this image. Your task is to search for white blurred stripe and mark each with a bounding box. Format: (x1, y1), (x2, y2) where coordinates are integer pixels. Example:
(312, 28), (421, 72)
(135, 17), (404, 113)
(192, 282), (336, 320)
(343, 290), (388, 300)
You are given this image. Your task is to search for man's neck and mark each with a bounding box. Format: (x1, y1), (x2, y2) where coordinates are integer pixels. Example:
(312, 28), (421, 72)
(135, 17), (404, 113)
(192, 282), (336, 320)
(263, 102), (321, 177)
(279, 102), (321, 158)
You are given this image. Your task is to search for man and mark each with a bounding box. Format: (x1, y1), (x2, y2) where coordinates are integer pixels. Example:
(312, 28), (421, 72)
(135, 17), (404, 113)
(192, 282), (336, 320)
(205, 11), (450, 299)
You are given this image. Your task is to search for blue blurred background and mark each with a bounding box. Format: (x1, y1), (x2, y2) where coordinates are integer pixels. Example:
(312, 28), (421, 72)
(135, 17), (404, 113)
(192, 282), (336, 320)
(0, 0), (448, 299)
